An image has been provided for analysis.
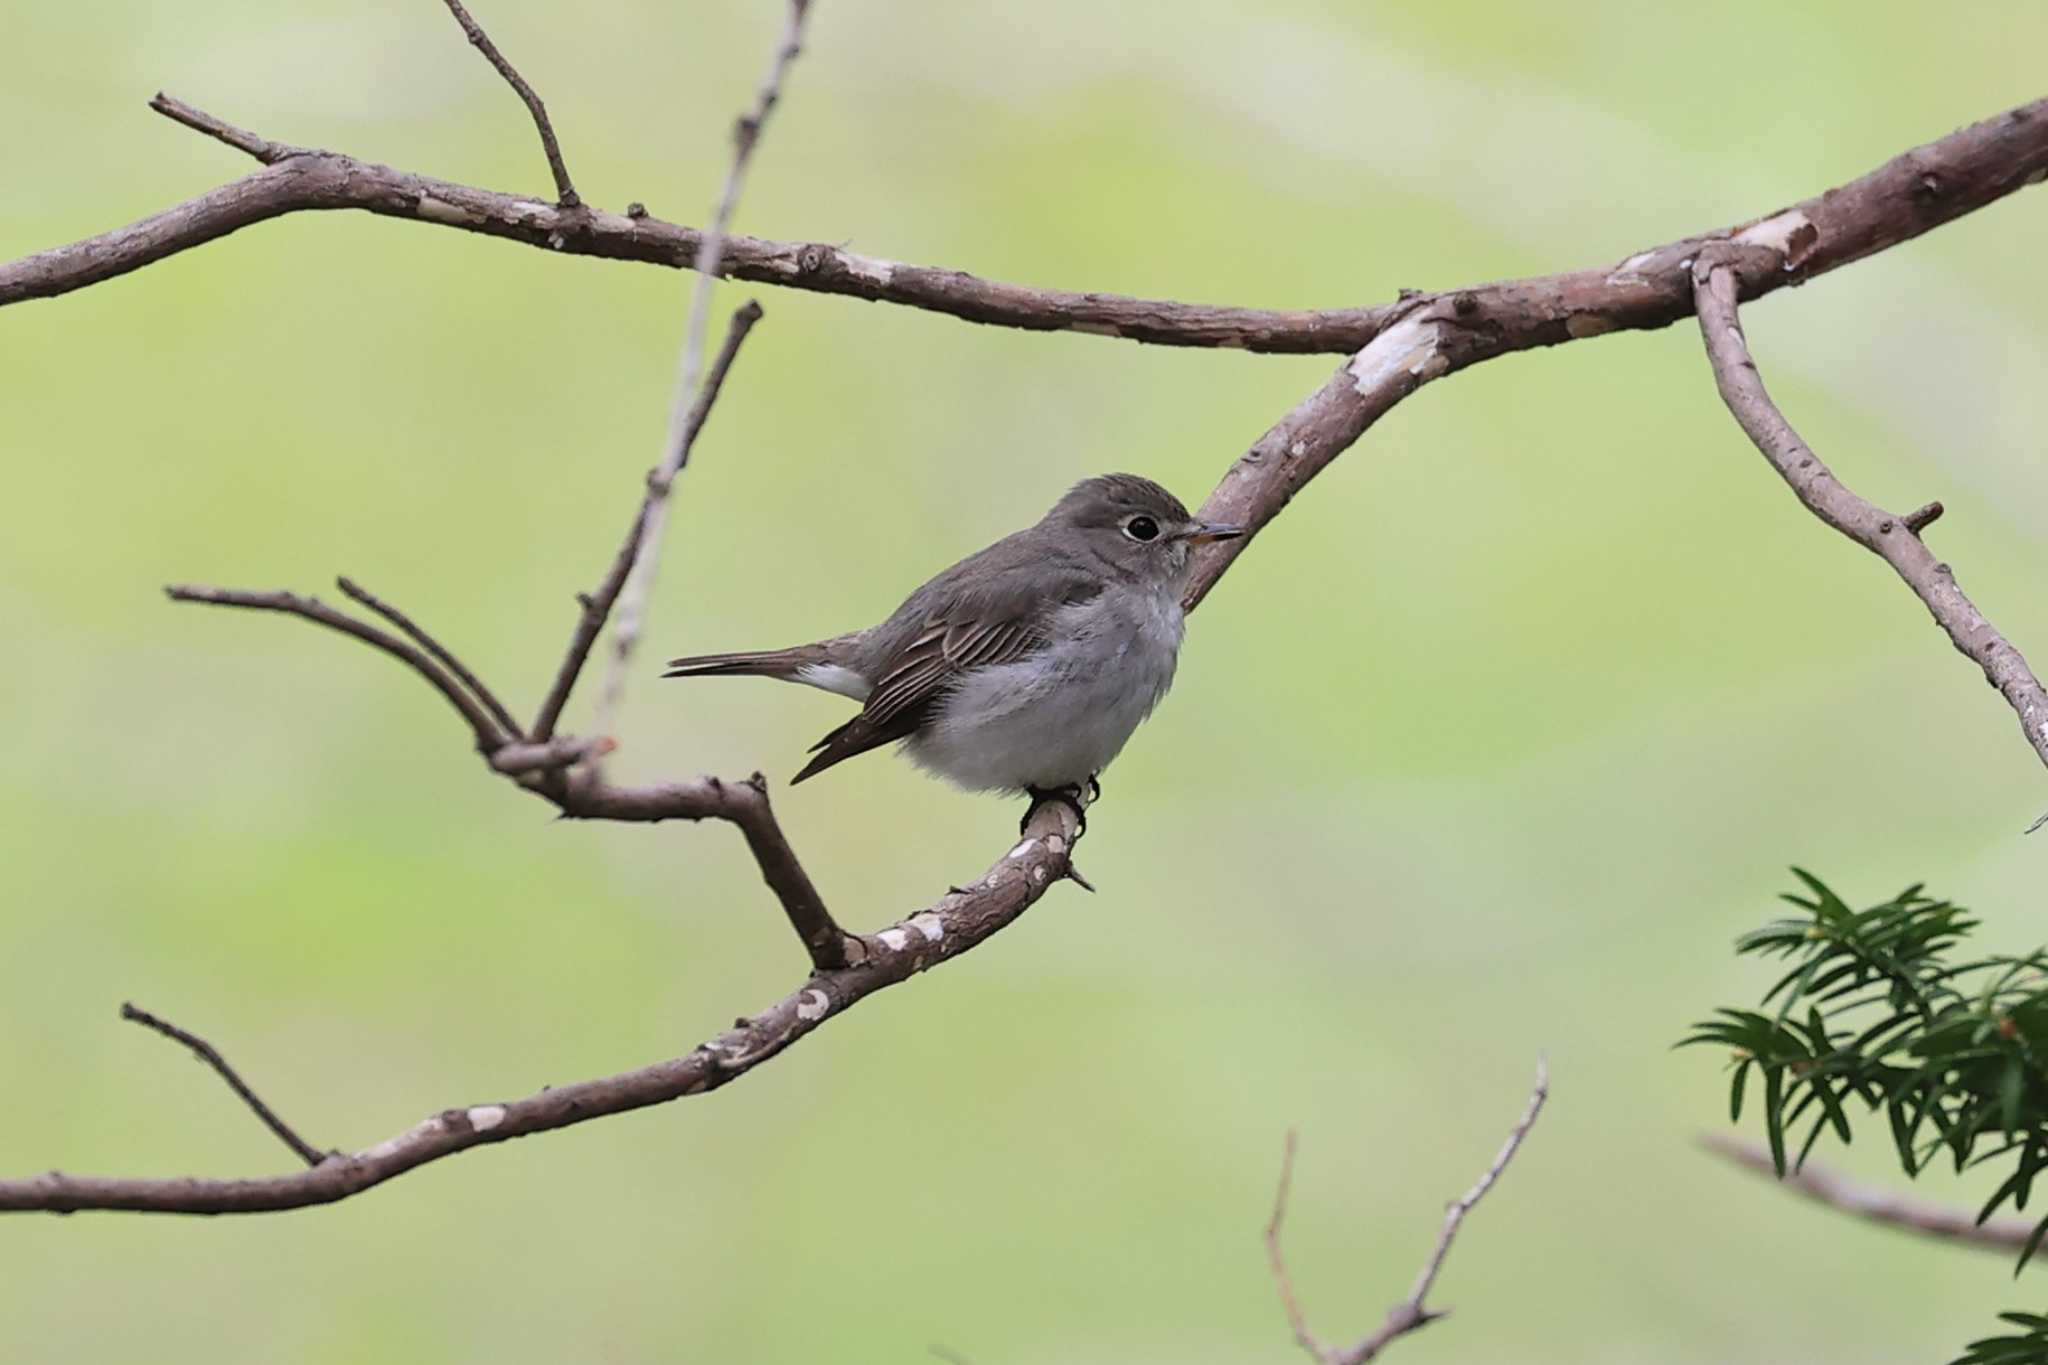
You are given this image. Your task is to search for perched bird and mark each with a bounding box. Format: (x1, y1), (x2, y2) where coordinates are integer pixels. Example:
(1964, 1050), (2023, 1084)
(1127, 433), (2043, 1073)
(664, 474), (1241, 808)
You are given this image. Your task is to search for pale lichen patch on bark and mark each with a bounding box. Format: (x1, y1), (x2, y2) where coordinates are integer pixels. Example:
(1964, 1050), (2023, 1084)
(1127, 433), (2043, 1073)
(1347, 315), (1446, 396)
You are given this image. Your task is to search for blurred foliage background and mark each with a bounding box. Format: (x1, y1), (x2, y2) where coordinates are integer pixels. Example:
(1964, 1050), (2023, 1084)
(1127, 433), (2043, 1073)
(4, 1), (2047, 1360)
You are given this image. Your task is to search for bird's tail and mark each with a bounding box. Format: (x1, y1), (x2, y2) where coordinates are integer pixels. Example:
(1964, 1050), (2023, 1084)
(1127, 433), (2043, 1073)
(661, 645), (823, 682)
(662, 637), (867, 698)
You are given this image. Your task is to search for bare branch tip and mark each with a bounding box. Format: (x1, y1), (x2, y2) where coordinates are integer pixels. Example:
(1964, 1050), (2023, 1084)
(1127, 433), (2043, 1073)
(1904, 500), (1945, 533)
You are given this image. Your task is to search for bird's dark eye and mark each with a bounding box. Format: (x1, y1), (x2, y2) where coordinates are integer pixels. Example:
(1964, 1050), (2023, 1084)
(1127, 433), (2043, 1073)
(1123, 515), (1160, 543)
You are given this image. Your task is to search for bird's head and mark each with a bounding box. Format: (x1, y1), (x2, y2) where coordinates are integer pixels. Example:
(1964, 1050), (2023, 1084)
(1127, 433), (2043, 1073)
(1044, 473), (1243, 585)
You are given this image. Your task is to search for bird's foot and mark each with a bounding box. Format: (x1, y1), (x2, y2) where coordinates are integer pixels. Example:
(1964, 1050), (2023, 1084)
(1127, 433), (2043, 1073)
(1022, 779), (1097, 838)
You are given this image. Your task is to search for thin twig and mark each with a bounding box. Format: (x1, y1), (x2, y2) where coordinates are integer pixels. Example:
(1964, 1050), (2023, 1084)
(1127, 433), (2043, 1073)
(165, 586), (512, 751)
(530, 300), (764, 743)
(591, 0), (811, 749)
(120, 1003), (327, 1168)
(1692, 261), (2048, 799)
(436, 0), (579, 207)
(145, 93), (301, 165)
(1268, 1058), (1549, 1365)
(337, 575), (523, 740)
(1699, 1132), (2042, 1254)
(1266, 1129), (1336, 1363)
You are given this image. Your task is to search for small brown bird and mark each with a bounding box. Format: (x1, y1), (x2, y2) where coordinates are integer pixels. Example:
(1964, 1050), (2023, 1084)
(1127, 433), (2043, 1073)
(664, 474), (1240, 801)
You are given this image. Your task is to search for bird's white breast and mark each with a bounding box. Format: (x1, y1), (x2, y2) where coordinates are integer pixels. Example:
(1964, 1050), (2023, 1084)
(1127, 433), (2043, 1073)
(907, 589), (1185, 792)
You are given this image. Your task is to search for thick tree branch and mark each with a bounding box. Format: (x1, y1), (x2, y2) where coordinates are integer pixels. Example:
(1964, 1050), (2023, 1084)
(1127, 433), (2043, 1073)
(1700, 1132), (2041, 1254)
(1, 802), (1078, 1214)
(1692, 260), (2048, 782)
(1267, 1059), (1549, 1364)
(119, 1003), (329, 1169)
(5, 95), (2043, 358)
(1182, 97), (2048, 608)
(437, 0), (579, 207)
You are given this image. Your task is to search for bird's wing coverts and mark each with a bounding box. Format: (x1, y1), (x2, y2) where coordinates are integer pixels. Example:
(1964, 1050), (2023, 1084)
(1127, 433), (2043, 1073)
(792, 554), (1101, 784)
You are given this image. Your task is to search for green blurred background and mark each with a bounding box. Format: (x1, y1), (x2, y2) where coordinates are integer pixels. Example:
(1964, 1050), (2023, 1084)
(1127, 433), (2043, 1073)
(5, 1), (2047, 1360)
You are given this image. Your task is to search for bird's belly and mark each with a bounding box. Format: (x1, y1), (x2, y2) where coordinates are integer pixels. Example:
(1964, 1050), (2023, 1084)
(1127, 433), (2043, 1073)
(907, 598), (1183, 793)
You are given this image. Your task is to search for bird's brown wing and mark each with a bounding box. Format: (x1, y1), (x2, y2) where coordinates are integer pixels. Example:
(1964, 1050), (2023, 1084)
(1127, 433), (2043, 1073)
(790, 608), (1081, 784)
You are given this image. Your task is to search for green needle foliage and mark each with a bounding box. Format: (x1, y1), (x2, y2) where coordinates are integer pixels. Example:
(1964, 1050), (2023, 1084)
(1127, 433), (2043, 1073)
(1684, 872), (2048, 1363)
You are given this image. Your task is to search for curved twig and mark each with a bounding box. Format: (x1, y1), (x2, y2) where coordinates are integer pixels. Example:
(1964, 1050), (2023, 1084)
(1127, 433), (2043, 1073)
(119, 1003), (328, 1169)
(337, 574), (523, 740)
(163, 585), (512, 752)
(1692, 259), (2048, 784)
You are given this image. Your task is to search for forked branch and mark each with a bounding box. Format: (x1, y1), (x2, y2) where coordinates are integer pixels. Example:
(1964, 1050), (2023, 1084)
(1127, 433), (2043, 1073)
(437, 0), (580, 207)
(1267, 1059), (1549, 1363)
(4, 804), (1077, 1215)
(1692, 260), (2048, 783)
(593, 0), (813, 745)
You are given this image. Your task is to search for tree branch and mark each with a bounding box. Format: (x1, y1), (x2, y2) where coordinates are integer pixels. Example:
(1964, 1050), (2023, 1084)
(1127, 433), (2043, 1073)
(160, 575), (853, 971)
(5, 94), (2041, 357)
(3, 802), (1078, 1214)
(592, 0), (811, 748)
(1182, 96), (2048, 609)
(1700, 1132), (2042, 1255)
(144, 92), (302, 165)
(1267, 1059), (1549, 1364)
(437, 0), (580, 208)
(530, 300), (763, 743)
(119, 1003), (329, 1169)
(1692, 259), (2048, 786)
(162, 585), (513, 753)
(337, 574), (524, 741)
(7, 60), (2046, 1218)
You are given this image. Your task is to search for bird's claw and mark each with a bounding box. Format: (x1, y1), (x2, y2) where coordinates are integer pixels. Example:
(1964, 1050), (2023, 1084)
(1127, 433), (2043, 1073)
(1022, 778), (1098, 838)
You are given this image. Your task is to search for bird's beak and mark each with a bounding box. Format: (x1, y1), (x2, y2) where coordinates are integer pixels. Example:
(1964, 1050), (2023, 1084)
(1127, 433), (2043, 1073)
(1184, 521), (1246, 543)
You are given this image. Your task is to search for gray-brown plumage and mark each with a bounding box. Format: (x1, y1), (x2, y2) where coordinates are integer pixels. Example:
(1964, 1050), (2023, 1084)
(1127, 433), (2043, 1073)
(663, 474), (1241, 792)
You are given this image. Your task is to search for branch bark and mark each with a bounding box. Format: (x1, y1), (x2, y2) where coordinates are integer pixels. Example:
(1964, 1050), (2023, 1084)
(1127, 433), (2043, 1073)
(1692, 259), (2048, 782)
(5, 94), (2041, 360)
(1267, 1059), (1549, 1364)
(1700, 1132), (2042, 1255)
(1181, 97), (2048, 608)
